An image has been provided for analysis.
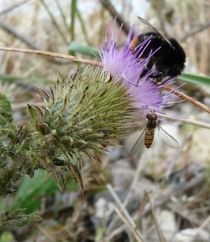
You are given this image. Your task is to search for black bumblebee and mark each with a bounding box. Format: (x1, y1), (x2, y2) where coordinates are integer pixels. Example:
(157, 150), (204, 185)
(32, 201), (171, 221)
(130, 16), (186, 83)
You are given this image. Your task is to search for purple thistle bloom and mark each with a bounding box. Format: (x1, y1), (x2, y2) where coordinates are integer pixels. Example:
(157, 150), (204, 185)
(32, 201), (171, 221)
(100, 23), (177, 116)
(128, 78), (176, 115)
(101, 25), (154, 87)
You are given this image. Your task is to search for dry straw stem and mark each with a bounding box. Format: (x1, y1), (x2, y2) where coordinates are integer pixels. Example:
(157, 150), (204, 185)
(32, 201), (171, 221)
(0, 0), (29, 16)
(40, 0), (68, 45)
(193, 214), (210, 239)
(158, 113), (210, 129)
(0, 46), (210, 115)
(114, 207), (144, 242)
(105, 173), (206, 241)
(146, 192), (168, 242)
(164, 85), (210, 114)
(107, 155), (146, 233)
(0, 23), (38, 49)
(107, 184), (145, 242)
(36, 224), (56, 242)
(0, 47), (102, 66)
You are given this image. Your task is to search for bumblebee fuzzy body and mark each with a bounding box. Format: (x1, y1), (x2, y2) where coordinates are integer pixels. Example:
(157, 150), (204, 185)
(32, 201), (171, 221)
(130, 17), (186, 81)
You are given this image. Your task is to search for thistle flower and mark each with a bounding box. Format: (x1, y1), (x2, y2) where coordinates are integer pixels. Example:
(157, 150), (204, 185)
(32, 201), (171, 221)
(101, 24), (176, 116)
(101, 25), (154, 87)
(127, 78), (175, 115)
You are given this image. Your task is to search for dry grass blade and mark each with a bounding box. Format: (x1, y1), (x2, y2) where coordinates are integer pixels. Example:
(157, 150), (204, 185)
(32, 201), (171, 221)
(106, 173), (206, 241)
(146, 192), (168, 242)
(143, 173), (206, 216)
(54, 0), (69, 32)
(181, 19), (210, 42)
(40, 0), (68, 44)
(99, 0), (130, 35)
(36, 224), (56, 242)
(0, 0), (29, 16)
(158, 113), (210, 129)
(76, 7), (90, 44)
(0, 47), (102, 66)
(195, 214), (210, 236)
(107, 155), (146, 233)
(0, 22), (38, 49)
(107, 184), (145, 242)
(164, 85), (210, 114)
(114, 206), (144, 242)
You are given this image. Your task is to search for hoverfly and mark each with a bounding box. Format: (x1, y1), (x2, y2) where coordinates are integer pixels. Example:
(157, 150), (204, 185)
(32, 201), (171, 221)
(132, 111), (180, 150)
(130, 16), (186, 82)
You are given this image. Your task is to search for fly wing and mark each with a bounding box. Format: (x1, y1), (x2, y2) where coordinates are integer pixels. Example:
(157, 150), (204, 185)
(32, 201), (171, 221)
(137, 16), (172, 46)
(131, 127), (146, 153)
(157, 126), (180, 149)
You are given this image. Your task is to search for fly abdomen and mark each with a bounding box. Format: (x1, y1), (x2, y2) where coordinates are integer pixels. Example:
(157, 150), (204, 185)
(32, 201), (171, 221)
(144, 128), (155, 148)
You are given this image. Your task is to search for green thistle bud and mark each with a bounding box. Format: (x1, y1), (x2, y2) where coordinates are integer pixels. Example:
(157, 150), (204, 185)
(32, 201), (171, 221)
(28, 66), (133, 188)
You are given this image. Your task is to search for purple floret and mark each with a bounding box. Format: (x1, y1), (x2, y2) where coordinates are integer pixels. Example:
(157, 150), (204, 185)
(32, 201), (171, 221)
(100, 23), (177, 116)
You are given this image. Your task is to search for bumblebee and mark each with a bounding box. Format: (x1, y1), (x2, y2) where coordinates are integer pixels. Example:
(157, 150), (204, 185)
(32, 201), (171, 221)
(130, 17), (186, 82)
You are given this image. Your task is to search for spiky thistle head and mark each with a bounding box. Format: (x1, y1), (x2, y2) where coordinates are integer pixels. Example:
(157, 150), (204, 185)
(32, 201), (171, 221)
(28, 66), (134, 188)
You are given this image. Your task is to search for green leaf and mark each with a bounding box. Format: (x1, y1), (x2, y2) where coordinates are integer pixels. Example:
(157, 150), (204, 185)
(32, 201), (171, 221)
(11, 169), (78, 213)
(0, 75), (22, 83)
(68, 41), (100, 58)
(12, 170), (57, 213)
(179, 73), (210, 86)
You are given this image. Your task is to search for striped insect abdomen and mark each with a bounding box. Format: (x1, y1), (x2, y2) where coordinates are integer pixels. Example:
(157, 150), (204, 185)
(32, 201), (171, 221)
(144, 128), (155, 148)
